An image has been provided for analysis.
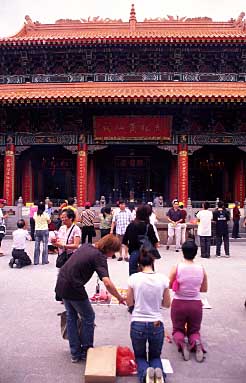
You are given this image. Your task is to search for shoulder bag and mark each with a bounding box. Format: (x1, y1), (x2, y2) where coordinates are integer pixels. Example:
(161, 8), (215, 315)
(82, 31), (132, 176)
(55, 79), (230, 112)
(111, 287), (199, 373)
(56, 225), (75, 268)
(138, 224), (161, 259)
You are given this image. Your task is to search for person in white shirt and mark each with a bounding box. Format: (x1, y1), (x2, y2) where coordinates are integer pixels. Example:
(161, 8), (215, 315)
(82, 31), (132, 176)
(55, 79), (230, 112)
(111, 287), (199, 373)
(9, 219), (32, 268)
(0, 198), (8, 256)
(127, 244), (170, 383)
(196, 202), (213, 258)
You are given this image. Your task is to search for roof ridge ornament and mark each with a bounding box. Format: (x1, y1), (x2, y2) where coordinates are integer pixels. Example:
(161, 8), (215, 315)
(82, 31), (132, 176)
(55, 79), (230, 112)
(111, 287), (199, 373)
(129, 3), (137, 31)
(234, 11), (246, 30)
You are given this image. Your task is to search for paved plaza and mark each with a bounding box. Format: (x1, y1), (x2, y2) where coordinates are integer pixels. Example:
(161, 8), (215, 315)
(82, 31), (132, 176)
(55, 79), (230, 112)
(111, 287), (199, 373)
(0, 239), (246, 383)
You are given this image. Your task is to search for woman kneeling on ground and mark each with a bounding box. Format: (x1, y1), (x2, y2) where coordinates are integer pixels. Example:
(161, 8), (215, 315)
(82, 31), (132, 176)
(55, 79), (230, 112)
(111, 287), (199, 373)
(127, 244), (170, 383)
(169, 239), (208, 362)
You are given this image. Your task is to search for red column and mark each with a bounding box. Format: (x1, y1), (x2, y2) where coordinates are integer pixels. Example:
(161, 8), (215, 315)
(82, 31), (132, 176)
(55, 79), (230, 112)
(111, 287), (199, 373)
(234, 158), (245, 206)
(77, 143), (87, 207)
(3, 143), (15, 205)
(22, 159), (33, 203)
(87, 154), (96, 205)
(178, 143), (188, 207)
(169, 156), (178, 201)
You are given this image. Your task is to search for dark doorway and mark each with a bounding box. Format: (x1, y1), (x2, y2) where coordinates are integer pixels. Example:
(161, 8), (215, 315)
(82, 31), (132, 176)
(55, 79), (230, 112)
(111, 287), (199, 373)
(189, 146), (241, 202)
(17, 146), (76, 202)
(96, 145), (171, 203)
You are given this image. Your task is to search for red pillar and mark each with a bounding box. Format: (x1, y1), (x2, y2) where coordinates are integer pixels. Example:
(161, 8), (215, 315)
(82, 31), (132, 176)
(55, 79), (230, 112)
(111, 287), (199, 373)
(77, 143), (87, 207)
(169, 155), (178, 201)
(3, 143), (15, 205)
(22, 159), (34, 204)
(234, 158), (245, 206)
(178, 143), (188, 207)
(87, 154), (96, 205)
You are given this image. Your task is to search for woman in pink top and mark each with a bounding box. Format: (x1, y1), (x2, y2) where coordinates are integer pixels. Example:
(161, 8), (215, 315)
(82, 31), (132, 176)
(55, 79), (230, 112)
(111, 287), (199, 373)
(169, 240), (208, 362)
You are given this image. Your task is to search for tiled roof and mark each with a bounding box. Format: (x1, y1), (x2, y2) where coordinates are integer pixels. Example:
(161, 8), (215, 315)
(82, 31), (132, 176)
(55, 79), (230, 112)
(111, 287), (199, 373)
(0, 82), (245, 103)
(1, 10), (246, 45)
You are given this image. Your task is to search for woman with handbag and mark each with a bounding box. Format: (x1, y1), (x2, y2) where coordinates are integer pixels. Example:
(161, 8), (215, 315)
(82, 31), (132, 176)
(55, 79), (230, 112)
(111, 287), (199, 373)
(169, 239), (208, 362)
(123, 204), (159, 276)
(99, 206), (113, 238)
(55, 209), (81, 265)
(127, 244), (170, 383)
(81, 202), (96, 244)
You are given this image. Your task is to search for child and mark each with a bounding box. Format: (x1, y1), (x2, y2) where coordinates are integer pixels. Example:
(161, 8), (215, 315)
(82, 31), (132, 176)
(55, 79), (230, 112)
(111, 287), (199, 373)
(9, 219), (32, 268)
(48, 222), (58, 254)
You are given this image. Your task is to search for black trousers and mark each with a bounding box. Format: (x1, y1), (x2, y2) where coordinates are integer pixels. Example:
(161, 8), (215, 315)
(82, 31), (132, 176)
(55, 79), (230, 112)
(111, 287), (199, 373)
(81, 226), (94, 244)
(232, 220), (240, 238)
(30, 217), (35, 241)
(11, 249), (32, 267)
(216, 233), (229, 256)
(200, 236), (211, 258)
(100, 228), (110, 238)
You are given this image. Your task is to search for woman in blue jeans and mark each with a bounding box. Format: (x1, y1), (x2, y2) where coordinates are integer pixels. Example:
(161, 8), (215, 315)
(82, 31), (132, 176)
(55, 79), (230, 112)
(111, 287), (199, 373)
(33, 202), (51, 265)
(123, 204), (158, 276)
(127, 246), (170, 383)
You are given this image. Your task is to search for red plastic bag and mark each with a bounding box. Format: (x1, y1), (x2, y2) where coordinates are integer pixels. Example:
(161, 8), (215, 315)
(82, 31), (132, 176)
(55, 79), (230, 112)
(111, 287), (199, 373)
(116, 346), (137, 376)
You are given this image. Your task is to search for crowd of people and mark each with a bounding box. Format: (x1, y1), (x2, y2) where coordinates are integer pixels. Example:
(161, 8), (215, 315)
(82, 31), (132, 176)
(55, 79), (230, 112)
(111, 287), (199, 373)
(0, 196), (245, 383)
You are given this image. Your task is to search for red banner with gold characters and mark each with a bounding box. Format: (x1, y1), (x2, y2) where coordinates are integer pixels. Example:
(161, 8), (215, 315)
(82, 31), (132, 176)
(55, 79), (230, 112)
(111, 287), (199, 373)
(178, 144), (188, 207)
(77, 144), (87, 207)
(94, 116), (172, 140)
(235, 159), (245, 206)
(22, 160), (33, 203)
(3, 144), (15, 205)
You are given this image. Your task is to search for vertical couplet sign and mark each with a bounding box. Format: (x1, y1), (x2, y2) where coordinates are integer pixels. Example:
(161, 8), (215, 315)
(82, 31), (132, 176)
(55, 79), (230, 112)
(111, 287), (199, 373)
(22, 160), (33, 204)
(235, 159), (245, 206)
(3, 144), (15, 205)
(178, 144), (188, 207)
(77, 144), (87, 207)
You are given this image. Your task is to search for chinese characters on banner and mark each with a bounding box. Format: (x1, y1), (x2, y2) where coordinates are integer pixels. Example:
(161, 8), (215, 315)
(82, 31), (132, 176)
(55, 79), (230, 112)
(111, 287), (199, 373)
(178, 144), (188, 207)
(3, 144), (15, 205)
(94, 116), (172, 140)
(77, 144), (87, 207)
(235, 159), (245, 205)
(22, 160), (33, 204)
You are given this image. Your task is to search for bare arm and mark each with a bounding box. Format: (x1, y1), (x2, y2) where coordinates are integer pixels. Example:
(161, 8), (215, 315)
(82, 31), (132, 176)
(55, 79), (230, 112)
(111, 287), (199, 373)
(64, 236), (81, 251)
(126, 286), (134, 307)
(110, 221), (116, 234)
(169, 265), (177, 288)
(102, 277), (125, 304)
(162, 288), (171, 308)
(200, 270), (208, 292)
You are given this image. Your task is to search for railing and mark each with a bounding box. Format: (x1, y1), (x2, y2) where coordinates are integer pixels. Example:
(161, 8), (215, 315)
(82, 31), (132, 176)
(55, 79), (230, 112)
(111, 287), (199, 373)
(0, 72), (245, 84)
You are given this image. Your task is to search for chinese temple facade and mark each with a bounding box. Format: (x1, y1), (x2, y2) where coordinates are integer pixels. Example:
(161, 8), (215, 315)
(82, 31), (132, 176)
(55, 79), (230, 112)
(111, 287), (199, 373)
(0, 5), (246, 206)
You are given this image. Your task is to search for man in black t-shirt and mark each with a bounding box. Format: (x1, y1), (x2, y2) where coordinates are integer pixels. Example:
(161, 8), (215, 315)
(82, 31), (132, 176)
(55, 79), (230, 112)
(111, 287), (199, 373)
(213, 201), (230, 257)
(55, 234), (125, 363)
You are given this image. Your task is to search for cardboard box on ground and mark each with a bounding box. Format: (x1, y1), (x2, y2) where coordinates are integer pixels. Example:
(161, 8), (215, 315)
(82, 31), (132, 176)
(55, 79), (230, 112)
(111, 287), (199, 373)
(84, 346), (117, 383)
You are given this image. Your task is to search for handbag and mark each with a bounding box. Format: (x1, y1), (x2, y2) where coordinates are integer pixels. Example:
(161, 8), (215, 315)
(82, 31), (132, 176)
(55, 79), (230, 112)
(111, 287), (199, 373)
(138, 224), (161, 259)
(57, 311), (82, 340)
(56, 225), (75, 268)
(172, 264), (180, 292)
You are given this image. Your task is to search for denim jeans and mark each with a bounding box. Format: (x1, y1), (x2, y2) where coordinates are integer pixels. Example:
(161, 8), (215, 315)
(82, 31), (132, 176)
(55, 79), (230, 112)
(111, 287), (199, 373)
(130, 321), (165, 383)
(34, 230), (49, 264)
(129, 250), (140, 275)
(64, 298), (95, 359)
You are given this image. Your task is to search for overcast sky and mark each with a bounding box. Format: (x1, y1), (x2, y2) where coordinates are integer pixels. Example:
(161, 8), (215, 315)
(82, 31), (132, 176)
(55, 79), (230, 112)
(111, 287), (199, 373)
(1, 0), (245, 37)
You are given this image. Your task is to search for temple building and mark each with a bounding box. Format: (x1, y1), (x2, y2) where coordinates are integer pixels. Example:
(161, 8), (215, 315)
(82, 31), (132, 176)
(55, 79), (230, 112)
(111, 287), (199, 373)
(0, 5), (246, 206)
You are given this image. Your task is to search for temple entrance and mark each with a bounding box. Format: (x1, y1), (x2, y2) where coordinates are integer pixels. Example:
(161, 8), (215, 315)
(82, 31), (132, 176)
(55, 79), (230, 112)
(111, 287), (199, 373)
(189, 146), (244, 203)
(96, 145), (171, 203)
(17, 146), (76, 202)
